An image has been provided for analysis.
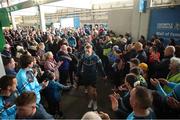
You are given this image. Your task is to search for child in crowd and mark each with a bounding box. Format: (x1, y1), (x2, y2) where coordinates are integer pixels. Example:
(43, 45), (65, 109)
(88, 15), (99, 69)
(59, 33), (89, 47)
(138, 62), (148, 80)
(130, 67), (148, 87)
(43, 70), (71, 117)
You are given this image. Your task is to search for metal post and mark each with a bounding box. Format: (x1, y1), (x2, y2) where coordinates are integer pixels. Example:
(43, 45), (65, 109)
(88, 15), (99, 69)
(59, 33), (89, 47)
(137, 12), (141, 39)
(38, 5), (46, 32)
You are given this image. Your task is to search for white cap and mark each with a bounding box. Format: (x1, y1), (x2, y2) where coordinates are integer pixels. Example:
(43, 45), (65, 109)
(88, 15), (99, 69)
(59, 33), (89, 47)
(112, 45), (119, 51)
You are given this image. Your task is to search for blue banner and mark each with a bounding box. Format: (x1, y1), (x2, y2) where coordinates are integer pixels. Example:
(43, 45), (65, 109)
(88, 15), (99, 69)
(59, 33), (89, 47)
(74, 16), (80, 29)
(148, 6), (180, 45)
(139, 0), (147, 13)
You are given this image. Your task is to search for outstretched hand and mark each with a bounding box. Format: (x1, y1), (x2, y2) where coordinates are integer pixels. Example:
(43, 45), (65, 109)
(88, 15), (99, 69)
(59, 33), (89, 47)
(118, 84), (128, 91)
(167, 97), (180, 109)
(150, 78), (160, 86)
(58, 61), (64, 66)
(42, 80), (49, 89)
(158, 78), (168, 85)
(109, 94), (118, 111)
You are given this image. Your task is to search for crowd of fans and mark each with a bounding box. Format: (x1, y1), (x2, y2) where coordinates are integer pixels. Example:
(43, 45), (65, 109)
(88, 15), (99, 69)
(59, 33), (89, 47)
(0, 25), (180, 119)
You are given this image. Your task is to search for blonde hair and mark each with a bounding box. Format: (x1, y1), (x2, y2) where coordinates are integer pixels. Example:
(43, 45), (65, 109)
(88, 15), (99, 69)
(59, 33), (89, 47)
(38, 42), (45, 50)
(81, 111), (102, 120)
(45, 51), (53, 60)
(167, 46), (175, 55)
(170, 56), (180, 71)
(134, 42), (143, 51)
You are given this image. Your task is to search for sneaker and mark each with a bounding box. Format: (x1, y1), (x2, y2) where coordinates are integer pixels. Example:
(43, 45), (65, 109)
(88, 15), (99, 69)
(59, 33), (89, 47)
(73, 84), (77, 88)
(93, 101), (98, 110)
(88, 100), (93, 108)
(84, 89), (88, 93)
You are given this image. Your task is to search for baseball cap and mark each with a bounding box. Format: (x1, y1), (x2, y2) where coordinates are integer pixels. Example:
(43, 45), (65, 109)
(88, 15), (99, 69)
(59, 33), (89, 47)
(112, 45), (119, 51)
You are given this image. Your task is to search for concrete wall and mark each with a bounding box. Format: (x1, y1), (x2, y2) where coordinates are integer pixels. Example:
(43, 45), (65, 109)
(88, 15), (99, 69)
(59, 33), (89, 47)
(131, 0), (151, 41)
(176, 0), (180, 4)
(108, 0), (151, 41)
(108, 9), (133, 35)
(139, 9), (150, 40)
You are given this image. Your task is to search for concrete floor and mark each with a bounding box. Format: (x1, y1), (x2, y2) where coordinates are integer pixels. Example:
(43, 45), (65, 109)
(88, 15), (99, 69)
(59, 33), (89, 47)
(60, 78), (116, 119)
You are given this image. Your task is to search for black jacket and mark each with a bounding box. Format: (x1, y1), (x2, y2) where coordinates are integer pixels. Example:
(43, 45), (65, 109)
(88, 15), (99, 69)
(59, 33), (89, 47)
(136, 50), (147, 63)
(153, 55), (173, 78)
